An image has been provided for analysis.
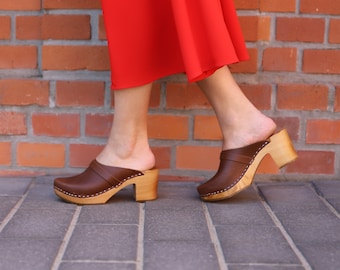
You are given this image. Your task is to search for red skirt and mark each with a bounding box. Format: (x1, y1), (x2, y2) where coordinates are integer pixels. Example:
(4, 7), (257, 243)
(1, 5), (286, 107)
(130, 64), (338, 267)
(101, 0), (249, 90)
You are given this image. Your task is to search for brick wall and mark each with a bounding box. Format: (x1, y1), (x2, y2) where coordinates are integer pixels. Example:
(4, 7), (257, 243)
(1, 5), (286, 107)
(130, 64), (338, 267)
(0, 0), (339, 181)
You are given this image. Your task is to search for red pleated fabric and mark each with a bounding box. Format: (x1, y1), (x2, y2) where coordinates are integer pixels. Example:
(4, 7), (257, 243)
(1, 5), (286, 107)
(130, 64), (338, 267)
(101, 0), (249, 90)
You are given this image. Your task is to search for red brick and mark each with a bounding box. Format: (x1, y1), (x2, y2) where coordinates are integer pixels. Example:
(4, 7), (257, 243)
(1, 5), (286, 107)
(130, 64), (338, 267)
(306, 120), (340, 144)
(234, 0), (259, 10)
(240, 84), (272, 110)
(32, 113), (80, 137)
(0, 46), (37, 69)
(258, 16), (271, 41)
(0, 142), (11, 165)
(176, 146), (220, 170)
(0, 16), (11, 40)
(43, 0), (101, 9)
(229, 48), (257, 73)
(16, 15), (91, 40)
(0, 79), (49, 106)
(335, 86), (340, 112)
(277, 84), (328, 111)
(303, 50), (340, 74)
(70, 144), (103, 167)
(17, 142), (65, 168)
(239, 16), (271, 42)
(152, 147), (171, 169)
(16, 16), (40, 40)
(98, 15), (106, 40)
(42, 46), (110, 71)
(263, 47), (297, 72)
(149, 83), (162, 108)
(148, 115), (189, 140)
(300, 0), (340, 15)
(0, 0), (41, 10)
(56, 81), (105, 106)
(85, 114), (113, 137)
(286, 151), (334, 174)
(194, 115), (222, 140)
(238, 16), (258, 42)
(260, 0), (296, 12)
(166, 83), (210, 109)
(43, 15), (90, 40)
(0, 112), (26, 135)
(276, 17), (325, 43)
(257, 155), (280, 174)
(329, 19), (340, 44)
(273, 117), (300, 142)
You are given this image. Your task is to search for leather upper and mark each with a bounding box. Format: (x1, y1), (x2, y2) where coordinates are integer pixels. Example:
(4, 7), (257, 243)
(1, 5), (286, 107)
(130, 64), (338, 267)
(54, 160), (143, 198)
(197, 140), (269, 197)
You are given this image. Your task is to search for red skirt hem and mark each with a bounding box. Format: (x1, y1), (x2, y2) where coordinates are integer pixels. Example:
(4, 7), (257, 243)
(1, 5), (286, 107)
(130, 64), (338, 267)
(101, 0), (249, 90)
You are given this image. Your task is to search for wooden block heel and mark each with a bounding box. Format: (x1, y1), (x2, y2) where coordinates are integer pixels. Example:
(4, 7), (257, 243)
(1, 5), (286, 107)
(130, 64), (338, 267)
(266, 129), (298, 168)
(197, 129), (298, 201)
(133, 169), (159, 202)
(54, 160), (159, 205)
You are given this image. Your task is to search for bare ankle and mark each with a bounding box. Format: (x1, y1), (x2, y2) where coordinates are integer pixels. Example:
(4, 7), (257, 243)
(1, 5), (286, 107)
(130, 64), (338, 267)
(96, 145), (155, 171)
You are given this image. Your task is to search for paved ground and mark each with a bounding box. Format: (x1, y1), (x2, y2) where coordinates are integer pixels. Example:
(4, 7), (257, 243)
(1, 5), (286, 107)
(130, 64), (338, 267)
(0, 177), (339, 270)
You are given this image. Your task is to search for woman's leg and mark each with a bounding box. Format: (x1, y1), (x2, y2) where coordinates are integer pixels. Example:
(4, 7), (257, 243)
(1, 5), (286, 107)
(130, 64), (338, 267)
(54, 83), (158, 204)
(197, 66), (277, 150)
(96, 83), (155, 171)
(196, 66), (297, 201)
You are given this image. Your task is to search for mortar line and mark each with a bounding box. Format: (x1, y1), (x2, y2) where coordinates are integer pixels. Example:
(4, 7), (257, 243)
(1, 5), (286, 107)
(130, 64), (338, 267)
(51, 206), (82, 270)
(136, 203), (146, 270)
(310, 182), (340, 219)
(202, 202), (228, 270)
(254, 185), (312, 270)
(61, 259), (137, 264)
(0, 179), (35, 233)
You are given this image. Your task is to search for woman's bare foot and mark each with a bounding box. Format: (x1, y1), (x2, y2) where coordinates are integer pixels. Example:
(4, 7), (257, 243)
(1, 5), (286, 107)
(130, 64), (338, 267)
(221, 113), (277, 150)
(197, 66), (277, 151)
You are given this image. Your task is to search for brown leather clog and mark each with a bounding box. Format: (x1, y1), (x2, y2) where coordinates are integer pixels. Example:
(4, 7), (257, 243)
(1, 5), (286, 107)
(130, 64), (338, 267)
(197, 129), (297, 201)
(54, 160), (159, 205)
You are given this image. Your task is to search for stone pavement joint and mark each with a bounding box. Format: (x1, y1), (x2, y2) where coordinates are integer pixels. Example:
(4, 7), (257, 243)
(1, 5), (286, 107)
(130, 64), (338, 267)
(255, 185), (312, 270)
(202, 203), (227, 270)
(0, 177), (339, 270)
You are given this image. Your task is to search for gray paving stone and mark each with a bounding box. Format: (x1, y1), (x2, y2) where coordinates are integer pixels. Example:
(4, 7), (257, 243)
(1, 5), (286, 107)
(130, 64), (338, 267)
(145, 182), (201, 210)
(21, 182), (77, 210)
(228, 265), (305, 270)
(260, 183), (340, 270)
(144, 240), (219, 270)
(216, 225), (300, 264)
(0, 208), (75, 239)
(297, 242), (340, 270)
(207, 187), (274, 226)
(64, 224), (138, 261)
(144, 208), (210, 241)
(0, 196), (20, 223)
(276, 210), (340, 243)
(258, 183), (326, 211)
(313, 180), (340, 212)
(59, 262), (136, 270)
(0, 178), (339, 270)
(0, 178), (32, 195)
(78, 200), (139, 225)
(0, 238), (61, 270)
